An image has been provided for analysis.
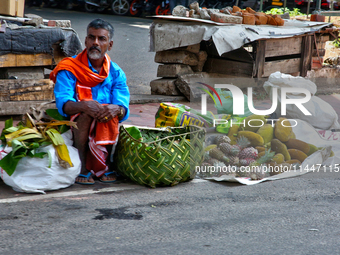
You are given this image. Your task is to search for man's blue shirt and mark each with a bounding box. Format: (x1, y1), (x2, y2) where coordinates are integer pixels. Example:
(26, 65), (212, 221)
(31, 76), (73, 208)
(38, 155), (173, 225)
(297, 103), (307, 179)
(54, 57), (130, 122)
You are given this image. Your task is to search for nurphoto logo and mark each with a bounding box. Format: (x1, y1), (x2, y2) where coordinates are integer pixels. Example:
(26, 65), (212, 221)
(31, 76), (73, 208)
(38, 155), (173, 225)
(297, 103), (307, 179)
(199, 83), (312, 127)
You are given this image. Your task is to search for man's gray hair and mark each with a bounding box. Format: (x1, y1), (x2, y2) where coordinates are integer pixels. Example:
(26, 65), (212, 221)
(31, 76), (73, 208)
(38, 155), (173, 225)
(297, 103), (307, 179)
(87, 19), (114, 40)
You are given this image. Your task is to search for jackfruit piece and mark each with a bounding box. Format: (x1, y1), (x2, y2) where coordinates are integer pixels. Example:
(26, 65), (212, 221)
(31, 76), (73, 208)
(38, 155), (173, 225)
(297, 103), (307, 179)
(285, 159), (301, 165)
(285, 138), (310, 154)
(272, 153), (285, 164)
(244, 114), (266, 133)
(255, 146), (266, 153)
(288, 131), (296, 139)
(257, 151), (265, 158)
(307, 144), (319, 156)
(237, 131), (264, 147)
(271, 138), (291, 161)
(227, 124), (239, 145)
(288, 149), (308, 163)
(256, 124), (274, 144)
(274, 117), (292, 142)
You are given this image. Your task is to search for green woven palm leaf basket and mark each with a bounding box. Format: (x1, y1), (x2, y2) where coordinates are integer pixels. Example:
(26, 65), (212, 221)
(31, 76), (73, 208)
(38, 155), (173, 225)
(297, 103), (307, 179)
(115, 125), (206, 188)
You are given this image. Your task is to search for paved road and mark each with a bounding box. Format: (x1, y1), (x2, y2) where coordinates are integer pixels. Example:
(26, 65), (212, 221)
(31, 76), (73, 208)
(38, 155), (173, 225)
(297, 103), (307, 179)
(1, 172), (340, 254)
(25, 6), (159, 94)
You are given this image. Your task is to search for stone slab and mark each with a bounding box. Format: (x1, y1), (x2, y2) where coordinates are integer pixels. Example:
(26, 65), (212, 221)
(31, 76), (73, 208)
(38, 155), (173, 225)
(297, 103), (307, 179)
(175, 72), (263, 101)
(173, 43), (200, 54)
(192, 51), (208, 72)
(157, 64), (194, 78)
(150, 78), (182, 96)
(155, 50), (199, 66)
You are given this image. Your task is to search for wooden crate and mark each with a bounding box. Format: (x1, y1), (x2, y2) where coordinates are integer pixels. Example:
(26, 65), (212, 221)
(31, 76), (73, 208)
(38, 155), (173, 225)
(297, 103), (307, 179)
(203, 34), (314, 78)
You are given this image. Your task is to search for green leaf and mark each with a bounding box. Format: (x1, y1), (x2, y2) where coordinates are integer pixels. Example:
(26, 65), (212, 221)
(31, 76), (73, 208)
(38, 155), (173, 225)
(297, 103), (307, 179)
(46, 129), (65, 146)
(59, 124), (70, 134)
(4, 118), (13, 129)
(28, 142), (40, 149)
(0, 151), (25, 176)
(33, 152), (47, 159)
(45, 109), (69, 121)
(47, 150), (52, 168)
(126, 126), (143, 140)
(1, 118), (13, 144)
(27, 149), (35, 157)
(4, 127), (18, 133)
(40, 141), (52, 147)
(11, 139), (27, 156)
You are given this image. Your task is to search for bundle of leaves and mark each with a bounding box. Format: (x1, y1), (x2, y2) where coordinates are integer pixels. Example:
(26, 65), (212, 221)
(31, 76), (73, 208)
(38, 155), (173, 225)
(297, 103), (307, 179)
(265, 8), (305, 17)
(0, 109), (77, 176)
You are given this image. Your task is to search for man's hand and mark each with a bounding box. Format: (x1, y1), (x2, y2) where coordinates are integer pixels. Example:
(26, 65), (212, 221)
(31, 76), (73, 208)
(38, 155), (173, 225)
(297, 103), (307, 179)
(81, 100), (105, 119)
(97, 104), (121, 123)
(63, 100), (123, 123)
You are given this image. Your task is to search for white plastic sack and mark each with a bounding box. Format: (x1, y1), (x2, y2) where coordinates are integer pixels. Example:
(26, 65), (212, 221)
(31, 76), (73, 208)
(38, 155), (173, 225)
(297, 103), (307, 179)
(264, 71), (340, 130)
(292, 119), (340, 166)
(267, 71), (317, 95)
(0, 130), (80, 194)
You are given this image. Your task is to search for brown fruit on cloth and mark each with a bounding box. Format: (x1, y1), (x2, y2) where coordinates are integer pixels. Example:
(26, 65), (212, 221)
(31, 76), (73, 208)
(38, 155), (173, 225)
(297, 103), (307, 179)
(271, 138), (291, 161)
(285, 138), (310, 154)
(256, 146), (266, 153)
(274, 117), (293, 142)
(285, 159), (301, 165)
(288, 149), (308, 163)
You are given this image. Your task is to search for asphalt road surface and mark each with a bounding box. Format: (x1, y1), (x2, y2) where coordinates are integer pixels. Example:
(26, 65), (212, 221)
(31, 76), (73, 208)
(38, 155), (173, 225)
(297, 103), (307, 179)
(1, 171), (340, 255)
(25, 6), (159, 94)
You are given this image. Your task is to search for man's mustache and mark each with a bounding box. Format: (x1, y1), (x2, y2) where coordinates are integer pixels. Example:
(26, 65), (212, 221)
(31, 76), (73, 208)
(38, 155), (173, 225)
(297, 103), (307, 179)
(89, 46), (101, 52)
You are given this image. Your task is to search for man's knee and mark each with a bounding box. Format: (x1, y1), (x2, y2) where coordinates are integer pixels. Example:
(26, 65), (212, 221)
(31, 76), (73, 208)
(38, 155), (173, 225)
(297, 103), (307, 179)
(76, 112), (93, 124)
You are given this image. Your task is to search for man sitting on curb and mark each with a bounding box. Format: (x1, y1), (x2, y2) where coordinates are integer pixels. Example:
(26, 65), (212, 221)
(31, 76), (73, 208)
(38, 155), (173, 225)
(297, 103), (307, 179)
(50, 18), (130, 184)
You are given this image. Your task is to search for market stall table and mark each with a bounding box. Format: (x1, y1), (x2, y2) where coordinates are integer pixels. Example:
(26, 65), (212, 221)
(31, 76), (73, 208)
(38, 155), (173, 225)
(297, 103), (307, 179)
(149, 17), (338, 97)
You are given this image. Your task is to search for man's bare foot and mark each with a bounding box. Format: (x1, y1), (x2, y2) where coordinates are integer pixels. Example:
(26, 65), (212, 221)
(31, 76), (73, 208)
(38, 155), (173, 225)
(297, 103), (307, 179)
(99, 172), (117, 183)
(75, 172), (95, 185)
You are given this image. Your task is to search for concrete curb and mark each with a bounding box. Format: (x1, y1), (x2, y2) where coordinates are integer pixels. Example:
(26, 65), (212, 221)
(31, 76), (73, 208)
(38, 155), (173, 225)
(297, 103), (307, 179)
(130, 94), (186, 104)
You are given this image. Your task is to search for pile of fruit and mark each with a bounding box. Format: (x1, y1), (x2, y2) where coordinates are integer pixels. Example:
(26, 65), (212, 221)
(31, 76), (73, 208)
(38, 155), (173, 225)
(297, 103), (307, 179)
(202, 115), (330, 180)
(172, 2), (285, 26)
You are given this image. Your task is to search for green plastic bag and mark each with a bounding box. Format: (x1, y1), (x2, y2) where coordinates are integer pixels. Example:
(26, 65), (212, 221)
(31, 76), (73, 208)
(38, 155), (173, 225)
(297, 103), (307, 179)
(213, 88), (252, 117)
(215, 116), (247, 134)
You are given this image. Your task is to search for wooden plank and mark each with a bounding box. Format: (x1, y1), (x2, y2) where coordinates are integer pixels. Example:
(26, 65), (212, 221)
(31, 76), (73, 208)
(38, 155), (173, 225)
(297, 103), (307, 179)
(0, 101), (56, 116)
(265, 37), (302, 58)
(0, 79), (54, 101)
(0, 44), (65, 68)
(204, 58), (253, 77)
(0, 53), (64, 68)
(0, 79), (52, 89)
(300, 35), (313, 77)
(312, 49), (326, 57)
(253, 40), (266, 78)
(263, 58), (301, 77)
